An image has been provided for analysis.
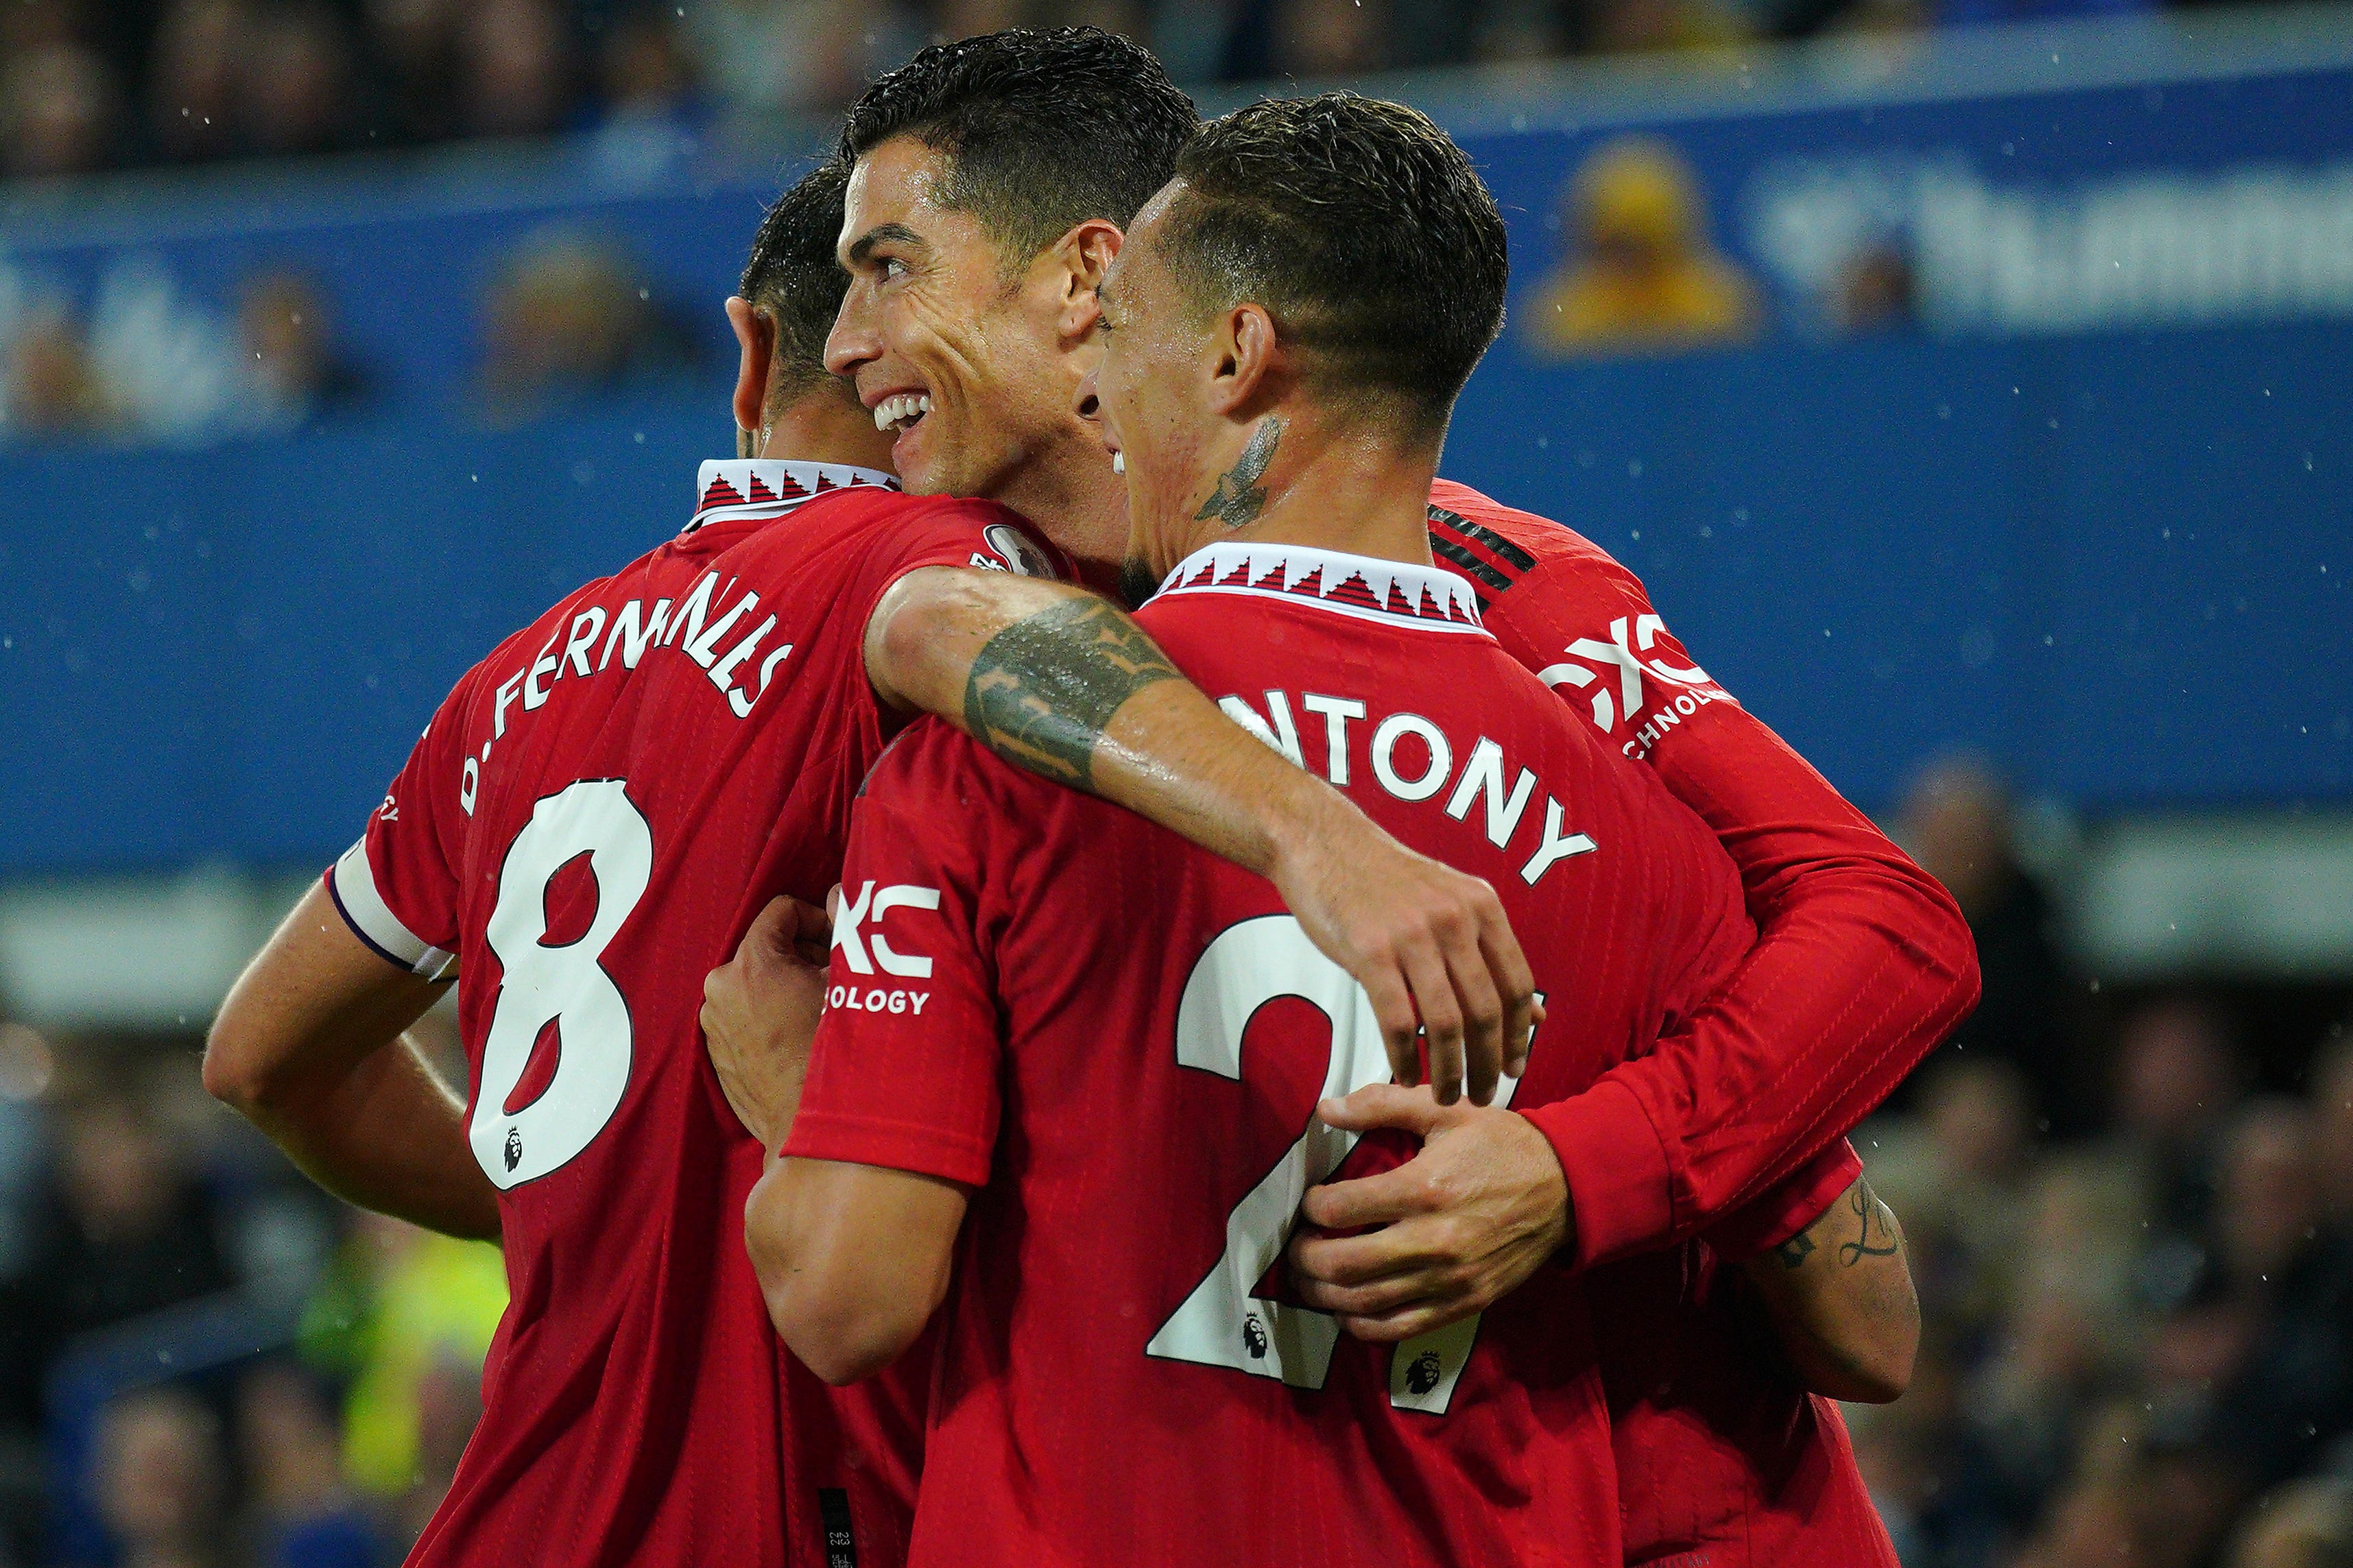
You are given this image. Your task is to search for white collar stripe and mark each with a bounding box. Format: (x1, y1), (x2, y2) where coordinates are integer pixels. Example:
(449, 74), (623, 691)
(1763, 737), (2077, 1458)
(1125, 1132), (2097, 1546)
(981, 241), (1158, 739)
(686, 458), (899, 533)
(1158, 542), (1487, 635)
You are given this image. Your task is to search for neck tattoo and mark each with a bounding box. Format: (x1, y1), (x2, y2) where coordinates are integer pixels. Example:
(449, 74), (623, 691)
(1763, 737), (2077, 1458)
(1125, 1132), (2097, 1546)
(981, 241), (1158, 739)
(1194, 415), (1283, 530)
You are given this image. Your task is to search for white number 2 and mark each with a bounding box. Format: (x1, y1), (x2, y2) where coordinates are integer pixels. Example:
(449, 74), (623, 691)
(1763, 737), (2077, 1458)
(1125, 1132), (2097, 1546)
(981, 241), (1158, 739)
(470, 779), (652, 1190)
(1144, 915), (1518, 1414)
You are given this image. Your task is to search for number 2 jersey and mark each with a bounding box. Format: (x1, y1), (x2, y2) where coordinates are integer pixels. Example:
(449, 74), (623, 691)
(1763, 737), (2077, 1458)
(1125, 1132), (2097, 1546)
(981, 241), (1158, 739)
(324, 459), (1065, 1568)
(785, 540), (1757, 1568)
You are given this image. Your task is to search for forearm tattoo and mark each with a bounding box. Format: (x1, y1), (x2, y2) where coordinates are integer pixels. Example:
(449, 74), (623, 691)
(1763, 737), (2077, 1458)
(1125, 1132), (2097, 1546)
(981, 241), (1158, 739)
(1194, 416), (1283, 529)
(962, 596), (1182, 791)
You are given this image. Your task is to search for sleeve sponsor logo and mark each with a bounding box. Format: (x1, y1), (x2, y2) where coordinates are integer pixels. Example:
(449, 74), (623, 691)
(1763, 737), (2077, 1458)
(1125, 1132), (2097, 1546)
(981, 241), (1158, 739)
(826, 983), (931, 1015)
(827, 880), (942, 1016)
(831, 879), (940, 977)
(1531, 613), (1732, 760)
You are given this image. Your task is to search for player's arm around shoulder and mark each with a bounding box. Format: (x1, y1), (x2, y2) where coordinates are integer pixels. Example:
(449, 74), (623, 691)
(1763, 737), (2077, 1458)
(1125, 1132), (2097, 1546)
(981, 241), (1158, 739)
(859, 551), (1538, 1109)
(1483, 537), (1979, 1258)
(1737, 1170), (1920, 1404)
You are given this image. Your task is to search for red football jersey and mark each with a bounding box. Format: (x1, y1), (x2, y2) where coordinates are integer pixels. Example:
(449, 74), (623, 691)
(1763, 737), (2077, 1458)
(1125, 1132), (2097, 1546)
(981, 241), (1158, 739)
(1589, 1245), (1894, 1568)
(785, 540), (1756, 1568)
(1427, 481), (1937, 1565)
(1424, 478), (1972, 1262)
(325, 459), (1065, 1568)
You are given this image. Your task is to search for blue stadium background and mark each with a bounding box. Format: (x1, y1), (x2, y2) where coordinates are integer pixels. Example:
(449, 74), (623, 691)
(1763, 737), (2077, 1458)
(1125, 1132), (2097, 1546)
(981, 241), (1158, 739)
(3, 19), (2345, 873)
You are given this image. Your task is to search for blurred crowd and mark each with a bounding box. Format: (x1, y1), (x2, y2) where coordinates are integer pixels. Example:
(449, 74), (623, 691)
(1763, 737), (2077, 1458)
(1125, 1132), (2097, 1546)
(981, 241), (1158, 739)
(0, 264), (370, 444)
(1860, 756), (2353, 1568)
(0, 121), (1853, 445)
(0, 0), (2269, 186)
(0, 224), (703, 442)
(0, 1011), (503, 1568)
(0, 0), (2190, 444)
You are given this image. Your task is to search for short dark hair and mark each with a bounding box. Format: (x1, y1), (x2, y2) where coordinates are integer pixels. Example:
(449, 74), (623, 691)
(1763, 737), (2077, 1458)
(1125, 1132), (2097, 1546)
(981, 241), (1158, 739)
(839, 27), (1198, 264)
(740, 158), (852, 394)
(1163, 93), (1509, 433)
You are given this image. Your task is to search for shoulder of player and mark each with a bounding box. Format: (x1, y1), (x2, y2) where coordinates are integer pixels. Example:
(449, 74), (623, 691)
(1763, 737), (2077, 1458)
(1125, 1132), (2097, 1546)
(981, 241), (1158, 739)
(807, 485), (1023, 539)
(433, 529), (705, 736)
(859, 713), (1065, 835)
(1429, 479), (1632, 578)
(1130, 591), (1214, 658)
(1428, 481), (1654, 625)
(721, 488), (1062, 580)
(1131, 586), (1355, 697)
(456, 569), (630, 696)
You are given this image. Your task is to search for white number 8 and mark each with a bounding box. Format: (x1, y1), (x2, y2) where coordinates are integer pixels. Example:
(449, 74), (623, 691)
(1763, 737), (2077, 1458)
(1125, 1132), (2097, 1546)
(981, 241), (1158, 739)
(470, 779), (652, 1190)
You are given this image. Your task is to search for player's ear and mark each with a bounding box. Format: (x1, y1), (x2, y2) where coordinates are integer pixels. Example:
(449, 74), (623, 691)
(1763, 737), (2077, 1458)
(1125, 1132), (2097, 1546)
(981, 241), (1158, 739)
(1206, 303), (1277, 418)
(727, 295), (776, 444)
(1051, 220), (1123, 342)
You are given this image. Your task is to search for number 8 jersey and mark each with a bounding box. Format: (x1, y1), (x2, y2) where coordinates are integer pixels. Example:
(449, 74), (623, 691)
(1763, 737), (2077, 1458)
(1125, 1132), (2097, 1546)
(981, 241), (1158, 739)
(324, 459), (1064, 1568)
(785, 540), (1758, 1568)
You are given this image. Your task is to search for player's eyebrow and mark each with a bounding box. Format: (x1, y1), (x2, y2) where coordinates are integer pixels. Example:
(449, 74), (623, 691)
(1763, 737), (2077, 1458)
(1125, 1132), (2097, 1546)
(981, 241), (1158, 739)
(845, 223), (924, 269)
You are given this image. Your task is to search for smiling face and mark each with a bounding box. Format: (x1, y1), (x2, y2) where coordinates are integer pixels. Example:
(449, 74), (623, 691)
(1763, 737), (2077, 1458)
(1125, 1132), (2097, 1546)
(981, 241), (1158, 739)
(1092, 186), (1226, 593)
(826, 134), (1096, 512)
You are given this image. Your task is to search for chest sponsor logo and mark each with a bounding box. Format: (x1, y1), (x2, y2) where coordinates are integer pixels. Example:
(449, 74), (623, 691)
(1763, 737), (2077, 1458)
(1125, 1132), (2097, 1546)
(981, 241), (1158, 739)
(1531, 613), (1730, 759)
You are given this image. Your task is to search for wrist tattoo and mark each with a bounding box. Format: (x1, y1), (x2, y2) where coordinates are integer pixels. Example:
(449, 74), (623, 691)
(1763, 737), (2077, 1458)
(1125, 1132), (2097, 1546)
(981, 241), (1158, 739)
(963, 596), (1182, 790)
(1838, 1179), (1901, 1266)
(1194, 416), (1282, 529)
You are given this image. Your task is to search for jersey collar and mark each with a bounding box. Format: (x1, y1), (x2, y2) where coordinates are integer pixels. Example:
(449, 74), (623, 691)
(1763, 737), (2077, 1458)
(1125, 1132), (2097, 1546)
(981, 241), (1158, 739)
(684, 458), (899, 534)
(1156, 541), (1488, 634)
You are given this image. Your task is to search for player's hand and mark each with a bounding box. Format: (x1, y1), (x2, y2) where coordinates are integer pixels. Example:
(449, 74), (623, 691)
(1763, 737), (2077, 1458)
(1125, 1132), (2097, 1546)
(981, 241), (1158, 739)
(701, 895), (831, 1149)
(1285, 1083), (1572, 1342)
(1270, 812), (1538, 1107)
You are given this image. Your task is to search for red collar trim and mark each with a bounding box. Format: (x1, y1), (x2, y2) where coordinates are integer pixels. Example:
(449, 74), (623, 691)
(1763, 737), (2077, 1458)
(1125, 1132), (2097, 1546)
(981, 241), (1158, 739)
(1156, 542), (1488, 634)
(686, 459), (898, 533)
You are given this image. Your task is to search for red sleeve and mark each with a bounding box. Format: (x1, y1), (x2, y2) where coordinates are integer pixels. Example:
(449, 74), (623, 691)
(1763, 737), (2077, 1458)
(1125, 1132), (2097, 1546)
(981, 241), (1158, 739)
(324, 671), (481, 980)
(1701, 1139), (1863, 1262)
(1492, 551), (1980, 1270)
(782, 725), (1005, 1187)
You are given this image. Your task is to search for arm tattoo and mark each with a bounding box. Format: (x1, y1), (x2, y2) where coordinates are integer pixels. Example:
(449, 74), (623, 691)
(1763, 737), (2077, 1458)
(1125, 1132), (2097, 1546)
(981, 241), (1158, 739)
(1773, 1231), (1816, 1270)
(1193, 416), (1283, 529)
(961, 596), (1182, 791)
(1838, 1179), (1901, 1266)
